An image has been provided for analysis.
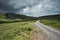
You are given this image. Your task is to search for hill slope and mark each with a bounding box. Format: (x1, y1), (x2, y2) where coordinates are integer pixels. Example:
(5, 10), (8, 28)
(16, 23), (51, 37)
(0, 12), (37, 40)
(4, 13), (37, 19)
(0, 13), (37, 23)
(38, 14), (60, 30)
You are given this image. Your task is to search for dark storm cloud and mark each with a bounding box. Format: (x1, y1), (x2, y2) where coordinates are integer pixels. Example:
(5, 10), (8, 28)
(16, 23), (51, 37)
(0, 0), (41, 12)
(0, 0), (60, 17)
(0, 0), (27, 12)
(0, 0), (14, 12)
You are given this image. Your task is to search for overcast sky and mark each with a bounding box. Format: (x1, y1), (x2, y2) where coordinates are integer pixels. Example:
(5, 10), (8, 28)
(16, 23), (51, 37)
(0, 0), (60, 17)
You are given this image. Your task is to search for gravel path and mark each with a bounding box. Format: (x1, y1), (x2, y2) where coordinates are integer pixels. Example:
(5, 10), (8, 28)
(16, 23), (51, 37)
(32, 21), (60, 40)
(32, 26), (51, 40)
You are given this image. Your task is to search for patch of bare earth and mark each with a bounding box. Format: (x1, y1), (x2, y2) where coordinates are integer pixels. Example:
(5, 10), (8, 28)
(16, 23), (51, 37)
(32, 27), (51, 40)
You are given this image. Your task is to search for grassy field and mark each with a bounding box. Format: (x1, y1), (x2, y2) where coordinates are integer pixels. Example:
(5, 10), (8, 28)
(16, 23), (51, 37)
(0, 14), (37, 40)
(40, 15), (60, 30)
(0, 21), (37, 40)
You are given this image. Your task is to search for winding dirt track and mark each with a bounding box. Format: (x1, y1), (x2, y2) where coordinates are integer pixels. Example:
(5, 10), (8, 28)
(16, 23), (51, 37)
(34, 21), (60, 40)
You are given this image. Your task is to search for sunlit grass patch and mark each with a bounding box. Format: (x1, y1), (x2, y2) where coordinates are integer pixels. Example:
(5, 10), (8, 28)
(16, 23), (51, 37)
(40, 19), (60, 30)
(0, 21), (36, 40)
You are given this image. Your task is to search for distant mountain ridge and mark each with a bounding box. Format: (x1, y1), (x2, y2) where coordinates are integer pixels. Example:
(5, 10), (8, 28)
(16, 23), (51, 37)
(0, 12), (60, 20)
(40, 14), (60, 17)
(40, 14), (60, 18)
(4, 13), (38, 20)
(37, 14), (60, 19)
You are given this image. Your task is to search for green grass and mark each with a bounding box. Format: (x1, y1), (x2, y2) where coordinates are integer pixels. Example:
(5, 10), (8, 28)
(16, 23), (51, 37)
(40, 17), (60, 30)
(0, 14), (37, 40)
(0, 21), (37, 40)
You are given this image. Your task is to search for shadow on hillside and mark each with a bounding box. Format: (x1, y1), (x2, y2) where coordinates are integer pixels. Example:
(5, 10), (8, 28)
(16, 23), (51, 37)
(0, 19), (37, 24)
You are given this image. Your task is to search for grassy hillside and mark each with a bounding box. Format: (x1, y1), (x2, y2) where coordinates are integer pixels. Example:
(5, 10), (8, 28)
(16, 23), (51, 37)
(0, 13), (37, 40)
(39, 14), (60, 30)
(0, 13), (36, 23)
